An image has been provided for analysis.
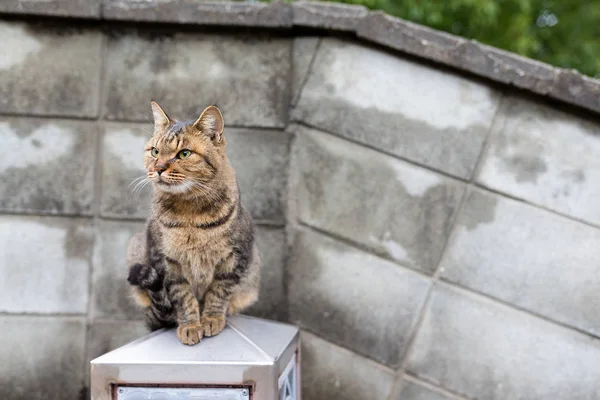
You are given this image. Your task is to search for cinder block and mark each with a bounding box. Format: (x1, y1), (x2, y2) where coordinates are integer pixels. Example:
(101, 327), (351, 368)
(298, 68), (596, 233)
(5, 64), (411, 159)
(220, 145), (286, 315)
(0, 316), (86, 400)
(294, 125), (464, 273)
(289, 229), (430, 367)
(291, 37), (321, 106)
(86, 320), (149, 367)
(100, 122), (153, 219)
(440, 189), (600, 337)
(91, 219), (146, 319)
(477, 96), (600, 225)
(0, 21), (101, 117)
(104, 30), (291, 128)
(227, 128), (289, 223)
(0, 118), (97, 215)
(408, 285), (600, 400)
(396, 380), (454, 400)
(0, 215), (92, 314)
(245, 227), (287, 321)
(301, 331), (395, 400)
(293, 38), (501, 179)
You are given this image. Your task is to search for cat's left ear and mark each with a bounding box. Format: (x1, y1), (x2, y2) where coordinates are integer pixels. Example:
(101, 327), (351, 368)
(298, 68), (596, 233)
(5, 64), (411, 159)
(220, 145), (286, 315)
(193, 105), (224, 144)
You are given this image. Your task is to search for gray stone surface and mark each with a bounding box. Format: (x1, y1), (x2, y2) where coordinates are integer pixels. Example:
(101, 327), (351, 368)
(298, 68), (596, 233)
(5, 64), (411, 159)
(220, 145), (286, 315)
(0, 21), (101, 117)
(291, 37), (320, 106)
(0, 0), (100, 18)
(104, 30), (291, 128)
(0, 118), (97, 216)
(0, 316), (86, 400)
(408, 285), (600, 400)
(101, 124), (288, 222)
(477, 97), (600, 225)
(0, 215), (92, 314)
(301, 331), (395, 400)
(398, 381), (453, 400)
(103, 0), (293, 27)
(440, 189), (600, 337)
(293, 38), (501, 179)
(86, 320), (149, 367)
(100, 122), (154, 219)
(227, 129), (289, 223)
(289, 229), (430, 367)
(292, 1), (368, 31)
(91, 219), (146, 319)
(550, 69), (600, 115)
(294, 125), (464, 273)
(356, 12), (600, 115)
(245, 227), (287, 321)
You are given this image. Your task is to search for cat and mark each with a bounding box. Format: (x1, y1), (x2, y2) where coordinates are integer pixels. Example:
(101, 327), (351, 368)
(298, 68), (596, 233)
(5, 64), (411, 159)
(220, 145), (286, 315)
(126, 101), (260, 345)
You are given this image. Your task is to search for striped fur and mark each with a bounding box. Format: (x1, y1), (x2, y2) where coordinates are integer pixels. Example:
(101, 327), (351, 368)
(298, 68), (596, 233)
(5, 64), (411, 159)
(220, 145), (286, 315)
(126, 103), (260, 345)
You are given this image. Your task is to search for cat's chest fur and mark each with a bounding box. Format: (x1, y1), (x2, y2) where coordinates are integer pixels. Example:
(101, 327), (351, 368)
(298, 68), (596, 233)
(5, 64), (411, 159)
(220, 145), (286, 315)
(159, 222), (230, 286)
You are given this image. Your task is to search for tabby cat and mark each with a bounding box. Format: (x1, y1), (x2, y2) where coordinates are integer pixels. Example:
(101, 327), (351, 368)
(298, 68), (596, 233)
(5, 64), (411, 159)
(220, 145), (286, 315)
(126, 102), (260, 345)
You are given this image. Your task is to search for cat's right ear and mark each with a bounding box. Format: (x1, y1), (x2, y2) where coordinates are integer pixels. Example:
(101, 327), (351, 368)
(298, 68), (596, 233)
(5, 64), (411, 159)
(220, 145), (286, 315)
(151, 101), (171, 131)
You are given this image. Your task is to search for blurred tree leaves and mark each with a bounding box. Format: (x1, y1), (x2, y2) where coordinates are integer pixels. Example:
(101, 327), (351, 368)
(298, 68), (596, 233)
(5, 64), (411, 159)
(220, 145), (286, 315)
(299, 0), (600, 77)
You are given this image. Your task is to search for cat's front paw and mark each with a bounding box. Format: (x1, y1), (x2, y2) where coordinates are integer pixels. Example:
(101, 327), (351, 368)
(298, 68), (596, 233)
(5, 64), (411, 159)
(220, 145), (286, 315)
(176, 321), (203, 345)
(199, 315), (227, 337)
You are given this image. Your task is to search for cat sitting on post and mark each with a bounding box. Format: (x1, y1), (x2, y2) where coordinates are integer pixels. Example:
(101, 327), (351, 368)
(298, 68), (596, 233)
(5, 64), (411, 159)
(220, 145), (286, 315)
(126, 101), (260, 346)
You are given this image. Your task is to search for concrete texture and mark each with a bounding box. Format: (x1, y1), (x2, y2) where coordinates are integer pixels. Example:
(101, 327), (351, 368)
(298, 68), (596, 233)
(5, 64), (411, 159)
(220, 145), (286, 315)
(291, 37), (320, 106)
(0, 118), (97, 216)
(91, 219), (146, 319)
(289, 229), (429, 367)
(103, 0), (293, 27)
(86, 320), (149, 367)
(0, 215), (92, 314)
(0, 0), (100, 18)
(478, 97), (600, 225)
(292, 1), (368, 31)
(5, 1), (599, 115)
(226, 128), (289, 223)
(440, 189), (600, 337)
(293, 38), (501, 179)
(300, 331), (396, 400)
(0, 316), (86, 400)
(294, 125), (464, 273)
(397, 381), (454, 400)
(408, 285), (600, 400)
(0, 20), (101, 117)
(245, 227), (287, 321)
(104, 30), (291, 128)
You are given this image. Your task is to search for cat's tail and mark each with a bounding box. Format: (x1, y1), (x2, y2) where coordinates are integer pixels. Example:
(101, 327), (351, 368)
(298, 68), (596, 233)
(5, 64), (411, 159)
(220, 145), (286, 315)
(128, 263), (163, 292)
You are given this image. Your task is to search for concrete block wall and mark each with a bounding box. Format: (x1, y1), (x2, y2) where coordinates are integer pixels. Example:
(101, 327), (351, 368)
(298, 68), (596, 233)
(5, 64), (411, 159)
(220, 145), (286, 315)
(2, 8), (600, 400)
(0, 20), (290, 400)
(289, 37), (600, 400)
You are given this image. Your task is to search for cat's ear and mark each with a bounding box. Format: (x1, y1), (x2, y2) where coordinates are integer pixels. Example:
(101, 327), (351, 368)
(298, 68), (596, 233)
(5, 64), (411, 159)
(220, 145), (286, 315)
(151, 101), (171, 130)
(193, 105), (224, 144)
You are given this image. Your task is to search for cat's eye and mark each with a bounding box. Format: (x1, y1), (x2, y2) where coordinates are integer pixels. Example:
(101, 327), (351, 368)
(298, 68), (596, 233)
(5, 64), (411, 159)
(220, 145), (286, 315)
(151, 148), (159, 157)
(178, 149), (192, 159)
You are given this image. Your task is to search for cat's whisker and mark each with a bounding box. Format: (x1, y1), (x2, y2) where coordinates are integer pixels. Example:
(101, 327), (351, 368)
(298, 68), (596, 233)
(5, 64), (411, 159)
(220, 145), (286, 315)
(127, 175), (148, 190)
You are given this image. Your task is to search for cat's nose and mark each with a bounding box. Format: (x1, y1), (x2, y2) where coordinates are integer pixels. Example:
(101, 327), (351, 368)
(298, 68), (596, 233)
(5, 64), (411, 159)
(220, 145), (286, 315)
(155, 165), (167, 175)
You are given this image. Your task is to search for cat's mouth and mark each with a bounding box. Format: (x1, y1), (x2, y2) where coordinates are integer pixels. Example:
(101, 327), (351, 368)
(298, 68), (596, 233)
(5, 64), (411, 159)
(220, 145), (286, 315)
(155, 178), (190, 194)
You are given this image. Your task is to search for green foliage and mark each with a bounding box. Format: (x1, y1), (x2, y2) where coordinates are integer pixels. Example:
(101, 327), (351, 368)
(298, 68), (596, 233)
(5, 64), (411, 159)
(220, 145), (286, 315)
(306, 0), (600, 77)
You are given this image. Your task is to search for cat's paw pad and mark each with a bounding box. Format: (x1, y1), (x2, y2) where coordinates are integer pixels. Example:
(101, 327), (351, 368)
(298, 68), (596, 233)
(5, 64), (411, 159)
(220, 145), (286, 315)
(199, 315), (226, 337)
(176, 322), (203, 345)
